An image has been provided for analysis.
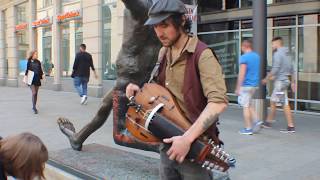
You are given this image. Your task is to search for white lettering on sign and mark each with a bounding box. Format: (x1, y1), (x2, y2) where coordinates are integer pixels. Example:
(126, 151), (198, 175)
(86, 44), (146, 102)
(185, 4), (197, 35)
(104, 0), (117, 5)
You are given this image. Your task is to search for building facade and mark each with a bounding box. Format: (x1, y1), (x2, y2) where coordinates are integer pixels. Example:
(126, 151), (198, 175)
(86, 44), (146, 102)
(0, 0), (319, 114)
(0, 0), (124, 97)
(198, 0), (320, 114)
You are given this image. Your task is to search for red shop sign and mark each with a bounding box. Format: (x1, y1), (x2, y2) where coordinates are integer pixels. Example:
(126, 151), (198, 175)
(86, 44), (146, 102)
(57, 10), (81, 22)
(15, 23), (28, 32)
(32, 17), (51, 28)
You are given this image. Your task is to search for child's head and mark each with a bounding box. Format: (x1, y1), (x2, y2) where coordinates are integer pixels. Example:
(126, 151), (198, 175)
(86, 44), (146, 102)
(0, 132), (48, 180)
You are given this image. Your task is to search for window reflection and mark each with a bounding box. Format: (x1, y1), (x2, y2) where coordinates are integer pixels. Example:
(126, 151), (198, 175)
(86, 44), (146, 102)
(61, 23), (70, 77)
(43, 27), (53, 76)
(199, 32), (239, 94)
(198, 13), (320, 113)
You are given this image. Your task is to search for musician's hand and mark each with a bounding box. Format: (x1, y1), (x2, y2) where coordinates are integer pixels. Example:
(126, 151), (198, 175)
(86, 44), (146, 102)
(126, 83), (140, 99)
(164, 136), (192, 164)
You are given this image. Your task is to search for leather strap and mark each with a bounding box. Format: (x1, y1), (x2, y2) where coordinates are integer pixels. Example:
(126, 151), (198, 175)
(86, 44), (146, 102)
(148, 48), (168, 83)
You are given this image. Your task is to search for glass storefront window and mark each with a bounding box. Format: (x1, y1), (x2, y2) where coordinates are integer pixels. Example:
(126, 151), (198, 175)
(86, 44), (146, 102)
(74, 21), (83, 54)
(62, 0), (74, 3)
(16, 3), (28, 75)
(226, 0), (239, 9)
(42, 27), (53, 76)
(198, 21), (239, 32)
(16, 3), (27, 24)
(198, 0), (240, 12)
(241, 20), (252, 29)
(17, 30), (28, 75)
(102, 5), (116, 80)
(273, 16), (296, 26)
(241, 0), (253, 8)
(297, 26), (320, 112)
(274, 0), (296, 3)
(199, 32), (240, 94)
(42, 0), (52, 8)
(61, 23), (70, 77)
(198, 0), (223, 13)
(3, 10), (8, 75)
(198, 14), (320, 113)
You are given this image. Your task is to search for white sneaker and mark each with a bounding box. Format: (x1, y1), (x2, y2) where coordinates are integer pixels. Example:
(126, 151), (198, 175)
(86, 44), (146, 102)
(83, 96), (88, 105)
(80, 95), (87, 105)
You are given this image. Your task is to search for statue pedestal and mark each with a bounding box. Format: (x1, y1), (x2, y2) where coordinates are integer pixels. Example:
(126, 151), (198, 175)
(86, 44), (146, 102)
(49, 143), (159, 180)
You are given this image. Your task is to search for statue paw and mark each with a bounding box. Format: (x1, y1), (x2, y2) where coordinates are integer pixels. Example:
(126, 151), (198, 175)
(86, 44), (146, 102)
(57, 117), (82, 151)
(57, 117), (76, 134)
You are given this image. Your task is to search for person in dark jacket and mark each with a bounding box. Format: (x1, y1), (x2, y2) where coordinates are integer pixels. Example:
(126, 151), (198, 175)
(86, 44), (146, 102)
(0, 132), (48, 180)
(72, 44), (98, 105)
(24, 50), (44, 114)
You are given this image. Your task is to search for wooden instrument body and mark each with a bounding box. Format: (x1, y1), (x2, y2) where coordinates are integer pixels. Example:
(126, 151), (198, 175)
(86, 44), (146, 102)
(125, 83), (235, 172)
(126, 83), (191, 143)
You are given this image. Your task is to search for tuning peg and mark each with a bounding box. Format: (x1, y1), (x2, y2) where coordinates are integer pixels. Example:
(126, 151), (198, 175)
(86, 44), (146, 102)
(210, 149), (215, 155)
(214, 165), (220, 170)
(220, 156), (225, 161)
(206, 162), (215, 171)
(209, 163), (215, 169)
(202, 161), (209, 168)
(215, 149), (222, 158)
(228, 157), (236, 167)
(129, 96), (135, 102)
(135, 104), (142, 112)
(148, 96), (156, 104)
(219, 167), (225, 172)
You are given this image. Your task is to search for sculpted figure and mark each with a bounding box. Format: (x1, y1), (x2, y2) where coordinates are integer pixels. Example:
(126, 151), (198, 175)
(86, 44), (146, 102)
(57, 0), (192, 152)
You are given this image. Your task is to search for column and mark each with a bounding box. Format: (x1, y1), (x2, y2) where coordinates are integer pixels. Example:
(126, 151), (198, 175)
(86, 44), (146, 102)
(52, 0), (62, 91)
(253, 0), (267, 121)
(28, 0), (36, 51)
(0, 11), (6, 86)
(266, 18), (273, 67)
(6, 6), (18, 87)
(82, 0), (103, 97)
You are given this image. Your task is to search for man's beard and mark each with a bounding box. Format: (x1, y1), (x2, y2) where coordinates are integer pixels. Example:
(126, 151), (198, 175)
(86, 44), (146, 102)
(161, 32), (181, 47)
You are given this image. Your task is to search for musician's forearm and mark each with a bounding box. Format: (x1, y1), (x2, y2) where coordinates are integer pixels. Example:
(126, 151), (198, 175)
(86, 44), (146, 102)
(182, 102), (227, 143)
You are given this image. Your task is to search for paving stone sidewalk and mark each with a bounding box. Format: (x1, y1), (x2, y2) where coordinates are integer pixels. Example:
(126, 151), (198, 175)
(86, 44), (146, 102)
(0, 87), (319, 180)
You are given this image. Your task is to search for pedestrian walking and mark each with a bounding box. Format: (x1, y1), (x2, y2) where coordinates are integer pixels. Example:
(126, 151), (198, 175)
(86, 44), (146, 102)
(262, 36), (296, 133)
(71, 44), (98, 105)
(235, 39), (262, 135)
(0, 132), (48, 180)
(23, 50), (44, 114)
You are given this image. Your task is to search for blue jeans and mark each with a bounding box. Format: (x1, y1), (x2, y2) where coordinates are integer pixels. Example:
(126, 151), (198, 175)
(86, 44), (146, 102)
(73, 76), (89, 97)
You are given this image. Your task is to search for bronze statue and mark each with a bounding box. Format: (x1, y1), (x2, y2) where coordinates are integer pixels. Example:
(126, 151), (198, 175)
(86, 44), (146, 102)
(57, 0), (193, 152)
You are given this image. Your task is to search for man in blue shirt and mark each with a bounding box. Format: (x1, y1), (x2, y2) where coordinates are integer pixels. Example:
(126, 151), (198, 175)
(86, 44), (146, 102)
(235, 39), (262, 135)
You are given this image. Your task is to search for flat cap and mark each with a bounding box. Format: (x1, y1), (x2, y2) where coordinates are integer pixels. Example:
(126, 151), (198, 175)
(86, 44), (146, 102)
(144, 0), (187, 25)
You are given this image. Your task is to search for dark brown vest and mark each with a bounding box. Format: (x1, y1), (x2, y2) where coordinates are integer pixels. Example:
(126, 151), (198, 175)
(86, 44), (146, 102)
(157, 40), (221, 144)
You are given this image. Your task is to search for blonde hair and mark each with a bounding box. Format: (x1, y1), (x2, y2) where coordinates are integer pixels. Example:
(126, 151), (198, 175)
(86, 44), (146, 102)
(0, 132), (48, 180)
(27, 50), (37, 61)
